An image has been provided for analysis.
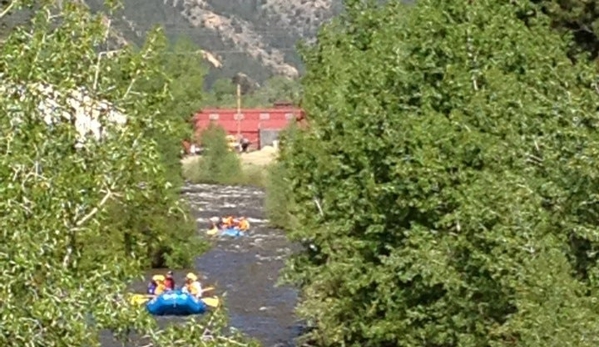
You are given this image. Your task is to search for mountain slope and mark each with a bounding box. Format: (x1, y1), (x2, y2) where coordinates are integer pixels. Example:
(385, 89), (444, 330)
(84, 0), (342, 85)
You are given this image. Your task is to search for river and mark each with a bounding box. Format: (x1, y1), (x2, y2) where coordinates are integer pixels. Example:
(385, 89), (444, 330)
(101, 183), (300, 347)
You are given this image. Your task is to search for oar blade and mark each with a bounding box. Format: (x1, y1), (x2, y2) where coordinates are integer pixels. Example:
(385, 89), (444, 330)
(201, 296), (220, 308)
(129, 294), (152, 305)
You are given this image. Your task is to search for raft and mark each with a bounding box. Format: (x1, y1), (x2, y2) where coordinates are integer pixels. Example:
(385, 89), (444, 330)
(206, 227), (246, 237)
(146, 289), (207, 316)
(219, 228), (245, 237)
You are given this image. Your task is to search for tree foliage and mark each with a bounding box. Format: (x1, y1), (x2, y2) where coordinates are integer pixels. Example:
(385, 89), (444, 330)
(203, 75), (302, 107)
(183, 123), (244, 185)
(88, 34), (205, 269)
(532, 0), (599, 58)
(0, 1), (255, 345)
(280, 0), (599, 346)
(160, 36), (205, 134)
(125, 36), (209, 268)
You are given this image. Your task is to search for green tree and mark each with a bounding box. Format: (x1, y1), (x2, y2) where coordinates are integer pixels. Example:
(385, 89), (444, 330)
(532, 0), (599, 58)
(138, 35), (206, 182)
(0, 1), (254, 345)
(129, 36), (209, 268)
(252, 75), (302, 106)
(184, 123), (244, 185)
(280, 0), (599, 346)
(265, 123), (300, 229)
(98, 34), (206, 268)
(204, 77), (238, 107)
(203, 75), (302, 108)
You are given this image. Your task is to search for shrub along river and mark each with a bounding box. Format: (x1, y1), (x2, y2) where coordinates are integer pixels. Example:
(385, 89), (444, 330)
(101, 183), (300, 347)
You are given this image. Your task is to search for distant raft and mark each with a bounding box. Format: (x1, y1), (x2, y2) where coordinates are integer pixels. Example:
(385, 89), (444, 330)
(220, 228), (245, 237)
(206, 227), (246, 237)
(146, 289), (207, 316)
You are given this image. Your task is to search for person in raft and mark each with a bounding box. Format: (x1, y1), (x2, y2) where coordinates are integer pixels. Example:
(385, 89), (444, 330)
(236, 216), (250, 231)
(147, 274), (166, 295)
(222, 216), (234, 229)
(182, 272), (203, 298)
(164, 271), (175, 291)
(209, 216), (221, 229)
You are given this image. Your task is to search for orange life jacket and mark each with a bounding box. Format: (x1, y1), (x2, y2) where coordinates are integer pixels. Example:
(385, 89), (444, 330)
(238, 219), (250, 231)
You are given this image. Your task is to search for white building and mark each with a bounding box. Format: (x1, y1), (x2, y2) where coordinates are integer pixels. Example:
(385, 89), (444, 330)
(2, 80), (128, 148)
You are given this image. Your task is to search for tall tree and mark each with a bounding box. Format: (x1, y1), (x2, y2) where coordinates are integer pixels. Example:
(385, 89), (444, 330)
(280, 0), (599, 346)
(97, 34), (206, 269)
(140, 35), (206, 183)
(0, 1), (254, 345)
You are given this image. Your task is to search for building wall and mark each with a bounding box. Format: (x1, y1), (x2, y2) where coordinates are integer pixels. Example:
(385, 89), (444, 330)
(259, 129), (281, 148)
(193, 107), (305, 149)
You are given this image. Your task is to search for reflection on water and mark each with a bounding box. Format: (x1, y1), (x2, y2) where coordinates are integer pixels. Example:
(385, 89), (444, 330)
(101, 183), (300, 347)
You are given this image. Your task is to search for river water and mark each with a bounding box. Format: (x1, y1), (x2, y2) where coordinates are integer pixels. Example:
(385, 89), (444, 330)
(101, 183), (300, 347)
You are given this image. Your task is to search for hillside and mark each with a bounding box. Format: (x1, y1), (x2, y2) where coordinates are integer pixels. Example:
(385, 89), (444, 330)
(83, 0), (343, 86)
(1, 0), (341, 85)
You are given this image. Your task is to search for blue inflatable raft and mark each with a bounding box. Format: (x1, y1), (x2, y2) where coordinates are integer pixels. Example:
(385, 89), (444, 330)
(219, 228), (245, 237)
(146, 289), (207, 316)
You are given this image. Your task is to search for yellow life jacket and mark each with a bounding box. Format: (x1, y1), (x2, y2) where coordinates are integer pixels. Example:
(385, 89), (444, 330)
(207, 227), (219, 236)
(154, 283), (166, 295)
(185, 282), (201, 296)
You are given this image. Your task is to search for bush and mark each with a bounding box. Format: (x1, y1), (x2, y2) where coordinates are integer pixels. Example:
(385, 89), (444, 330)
(264, 123), (300, 229)
(104, 194), (208, 269)
(183, 124), (273, 187)
(242, 163), (268, 187)
(184, 123), (245, 185)
(264, 161), (295, 229)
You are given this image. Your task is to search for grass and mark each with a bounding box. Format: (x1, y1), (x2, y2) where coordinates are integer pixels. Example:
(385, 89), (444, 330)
(182, 157), (269, 187)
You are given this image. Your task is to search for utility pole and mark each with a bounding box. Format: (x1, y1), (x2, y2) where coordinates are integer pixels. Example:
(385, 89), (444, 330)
(236, 83), (241, 138)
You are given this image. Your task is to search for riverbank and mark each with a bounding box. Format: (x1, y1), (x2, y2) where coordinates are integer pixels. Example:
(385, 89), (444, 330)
(181, 146), (278, 188)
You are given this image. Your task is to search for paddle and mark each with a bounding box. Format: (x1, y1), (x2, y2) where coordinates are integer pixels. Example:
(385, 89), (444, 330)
(200, 296), (220, 308)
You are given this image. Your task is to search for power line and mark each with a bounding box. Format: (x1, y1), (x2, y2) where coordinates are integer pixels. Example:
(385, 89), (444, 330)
(113, 22), (320, 34)
(158, 48), (300, 54)
(126, 32), (306, 39)
(120, 28), (313, 37)
(132, 24), (312, 31)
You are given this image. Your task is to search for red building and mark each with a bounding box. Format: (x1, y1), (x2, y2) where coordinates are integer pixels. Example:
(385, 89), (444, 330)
(192, 102), (306, 149)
